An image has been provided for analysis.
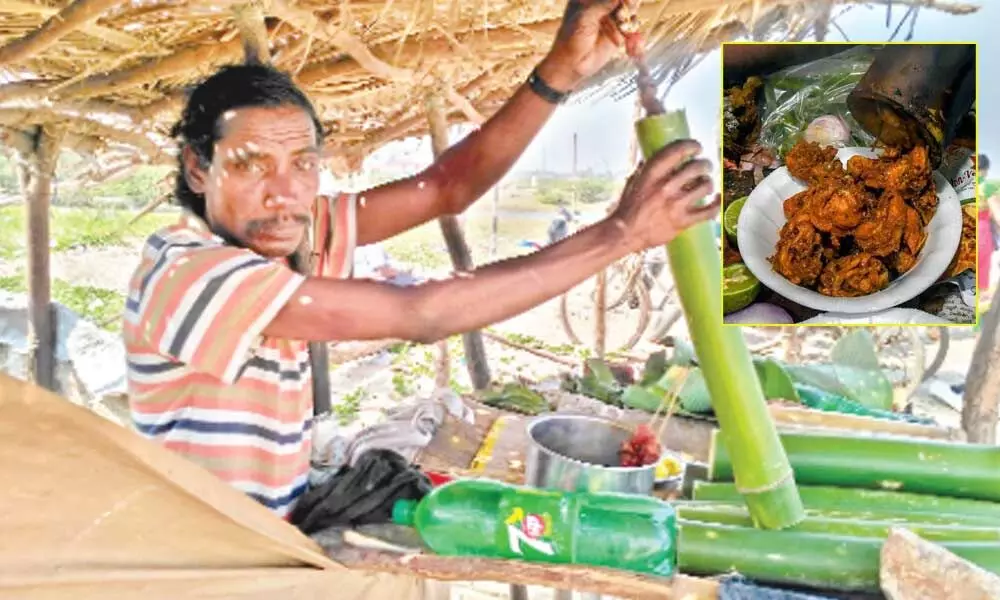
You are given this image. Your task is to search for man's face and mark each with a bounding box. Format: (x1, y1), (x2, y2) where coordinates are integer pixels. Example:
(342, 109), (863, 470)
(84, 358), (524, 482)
(185, 105), (321, 258)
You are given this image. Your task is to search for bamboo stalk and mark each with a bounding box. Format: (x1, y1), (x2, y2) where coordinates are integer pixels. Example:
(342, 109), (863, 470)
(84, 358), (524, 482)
(675, 503), (1000, 542)
(692, 482), (1000, 521)
(677, 499), (1000, 528)
(677, 521), (1000, 593)
(636, 110), (802, 530)
(708, 432), (1000, 502)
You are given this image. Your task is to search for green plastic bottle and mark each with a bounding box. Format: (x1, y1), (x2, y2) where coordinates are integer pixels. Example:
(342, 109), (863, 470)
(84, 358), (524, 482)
(391, 479), (677, 576)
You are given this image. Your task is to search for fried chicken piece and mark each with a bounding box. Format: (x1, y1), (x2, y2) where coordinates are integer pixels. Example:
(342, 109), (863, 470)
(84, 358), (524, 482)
(847, 146), (931, 198)
(891, 250), (919, 275)
(854, 191), (907, 257)
(884, 145), (931, 197)
(769, 215), (827, 287)
(890, 205), (928, 275)
(902, 205), (928, 256)
(783, 188), (817, 219)
(813, 183), (870, 233)
(913, 187), (939, 225)
(818, 253), (890, 297)
(785, 140), (845, 185)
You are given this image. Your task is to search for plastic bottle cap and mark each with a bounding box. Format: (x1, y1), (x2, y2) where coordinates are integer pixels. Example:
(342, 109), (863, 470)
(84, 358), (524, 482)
(391, 499), (418, 526)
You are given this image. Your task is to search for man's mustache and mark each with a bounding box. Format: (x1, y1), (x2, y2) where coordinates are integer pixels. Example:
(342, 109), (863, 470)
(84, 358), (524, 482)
(246, 214), (310, 235)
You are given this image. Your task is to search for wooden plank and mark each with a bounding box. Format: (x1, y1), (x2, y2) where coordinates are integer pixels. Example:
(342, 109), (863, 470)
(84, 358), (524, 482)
(325, 545), (719, 600)
(881, 527), (1000, 600)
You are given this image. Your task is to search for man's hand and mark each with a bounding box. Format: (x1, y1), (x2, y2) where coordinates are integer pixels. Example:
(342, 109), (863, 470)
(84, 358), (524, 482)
(611, 139), (720, 253)
(537, 0), (634, 91)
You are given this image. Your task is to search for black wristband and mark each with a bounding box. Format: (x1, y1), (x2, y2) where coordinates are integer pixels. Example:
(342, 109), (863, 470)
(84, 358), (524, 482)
(527, 68), (570, 104)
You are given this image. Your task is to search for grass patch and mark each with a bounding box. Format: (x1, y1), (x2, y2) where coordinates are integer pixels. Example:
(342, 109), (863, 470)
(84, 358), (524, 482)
(0, 205), (178, 259)
(0, 271), (125, 331)
(334, 387), (365, 425)
(382, 215), (548, 269)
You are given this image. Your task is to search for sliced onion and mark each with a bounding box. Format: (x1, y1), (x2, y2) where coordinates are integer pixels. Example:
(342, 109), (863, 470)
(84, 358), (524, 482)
(803, 115), (851, 147)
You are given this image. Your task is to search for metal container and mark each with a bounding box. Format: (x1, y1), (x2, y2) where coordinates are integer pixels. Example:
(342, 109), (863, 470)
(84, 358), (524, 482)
(524, 414), (657, 496)
(847, 44), (975, 168)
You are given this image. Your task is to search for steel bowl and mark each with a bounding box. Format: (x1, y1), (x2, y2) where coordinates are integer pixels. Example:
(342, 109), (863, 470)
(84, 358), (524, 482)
(524, 414), (657, 496)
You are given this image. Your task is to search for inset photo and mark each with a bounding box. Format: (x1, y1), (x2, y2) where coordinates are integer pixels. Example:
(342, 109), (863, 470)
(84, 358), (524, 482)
(720, 42), (977, 327)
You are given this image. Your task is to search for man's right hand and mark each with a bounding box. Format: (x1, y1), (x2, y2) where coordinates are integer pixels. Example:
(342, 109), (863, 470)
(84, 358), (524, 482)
(611, 139), (719, 253)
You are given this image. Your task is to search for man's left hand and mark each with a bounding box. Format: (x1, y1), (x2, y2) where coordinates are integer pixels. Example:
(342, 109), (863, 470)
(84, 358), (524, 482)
(537, 0), (634, 92)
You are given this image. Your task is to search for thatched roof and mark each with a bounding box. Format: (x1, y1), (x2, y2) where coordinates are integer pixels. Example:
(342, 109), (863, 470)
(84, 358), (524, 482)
(0, 0), (979, 180)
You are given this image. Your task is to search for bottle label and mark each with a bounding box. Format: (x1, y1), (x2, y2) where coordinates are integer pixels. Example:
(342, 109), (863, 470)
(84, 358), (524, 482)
(504, 506), (555, 556)
(497, 489), (567, 562)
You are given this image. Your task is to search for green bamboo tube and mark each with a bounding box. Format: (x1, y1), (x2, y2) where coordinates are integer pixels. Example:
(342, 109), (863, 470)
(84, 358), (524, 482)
(677, 520), (1000, 592)
(709, 432), (1000, 502)
(635, 111), (804, 530)
(693, 482), (1000, 520)
(675, 499), (1000, 528)
(675, 503), (1000, 542)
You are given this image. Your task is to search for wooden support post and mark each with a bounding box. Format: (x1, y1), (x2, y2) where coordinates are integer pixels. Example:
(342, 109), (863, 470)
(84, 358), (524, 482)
(232, 1), (271, 64)
(20, 125), (63, 391)
(425, 93), (491, 391)
(961, 299), (1000, 444)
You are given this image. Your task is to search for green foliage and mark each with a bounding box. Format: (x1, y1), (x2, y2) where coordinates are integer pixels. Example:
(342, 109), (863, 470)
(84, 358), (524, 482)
(533, 177), (615, 206)
(60, 166), (172, 209)
(0, 271), (125, 332)
(0, 205), (177, 259)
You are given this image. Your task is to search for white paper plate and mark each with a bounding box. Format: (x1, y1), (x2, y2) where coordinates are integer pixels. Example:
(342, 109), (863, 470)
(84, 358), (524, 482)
(799, 308), (954, 325)
(737, 147), (962, 314)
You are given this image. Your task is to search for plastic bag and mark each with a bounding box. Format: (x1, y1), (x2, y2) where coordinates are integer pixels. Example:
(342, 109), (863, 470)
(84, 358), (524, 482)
(759, 46), (878, 157)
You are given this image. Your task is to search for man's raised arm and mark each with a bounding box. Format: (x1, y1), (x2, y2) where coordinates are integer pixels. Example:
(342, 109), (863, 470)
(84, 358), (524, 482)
(267, 140), (718, 343)
(353, 0), (628, 246)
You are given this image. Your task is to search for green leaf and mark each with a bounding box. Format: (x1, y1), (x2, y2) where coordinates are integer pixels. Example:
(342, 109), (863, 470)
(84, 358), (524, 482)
(660, 368), (712, 414)
(640, 351), (669, 386)
(621, 385), (665, 413)
(784, 364), (893, 411)
(752, 358), (800, 402)
(668, 338), (698, 367)
(831, 330), (881, 371)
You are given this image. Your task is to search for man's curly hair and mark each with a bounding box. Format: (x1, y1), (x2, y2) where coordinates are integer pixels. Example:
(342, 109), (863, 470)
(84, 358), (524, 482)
(169, 64), (324, 218)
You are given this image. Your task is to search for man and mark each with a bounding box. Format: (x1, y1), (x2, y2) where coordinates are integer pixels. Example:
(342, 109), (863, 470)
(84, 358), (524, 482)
(124, 0), (718, 519)
(547, 204), (575, 245)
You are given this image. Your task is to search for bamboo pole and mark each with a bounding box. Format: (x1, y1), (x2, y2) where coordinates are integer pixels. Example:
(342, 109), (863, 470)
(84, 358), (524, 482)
(20, 125), (64, 391)
(232, 1), (271, 65)
(425, 93), (491, 391)
(636, 111), (803, 529)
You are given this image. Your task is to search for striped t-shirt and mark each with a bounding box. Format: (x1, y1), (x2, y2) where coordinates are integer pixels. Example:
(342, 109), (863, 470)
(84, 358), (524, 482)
(123, 194), (356, 518)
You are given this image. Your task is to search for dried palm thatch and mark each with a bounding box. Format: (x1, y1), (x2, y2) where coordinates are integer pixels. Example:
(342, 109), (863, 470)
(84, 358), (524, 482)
(0, 0), (980, 179)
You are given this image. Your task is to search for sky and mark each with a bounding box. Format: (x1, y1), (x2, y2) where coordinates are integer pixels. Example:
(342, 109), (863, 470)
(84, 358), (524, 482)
(362, 3), (995, 180)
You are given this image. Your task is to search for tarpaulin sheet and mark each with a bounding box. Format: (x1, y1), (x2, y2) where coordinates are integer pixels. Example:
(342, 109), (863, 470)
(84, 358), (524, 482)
(0, 373), (424, 600)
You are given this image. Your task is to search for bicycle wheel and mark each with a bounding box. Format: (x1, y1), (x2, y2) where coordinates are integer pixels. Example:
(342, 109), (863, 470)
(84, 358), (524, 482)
(559, 276), (651, 353)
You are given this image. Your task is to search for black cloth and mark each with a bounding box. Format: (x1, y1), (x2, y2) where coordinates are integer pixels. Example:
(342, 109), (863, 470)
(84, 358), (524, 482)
(290, 449), (432, 534)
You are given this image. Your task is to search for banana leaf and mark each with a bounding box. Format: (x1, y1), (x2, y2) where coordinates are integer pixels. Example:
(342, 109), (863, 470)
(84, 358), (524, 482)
(830, 330), (881, 371)
(784, 363), (893, 411)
